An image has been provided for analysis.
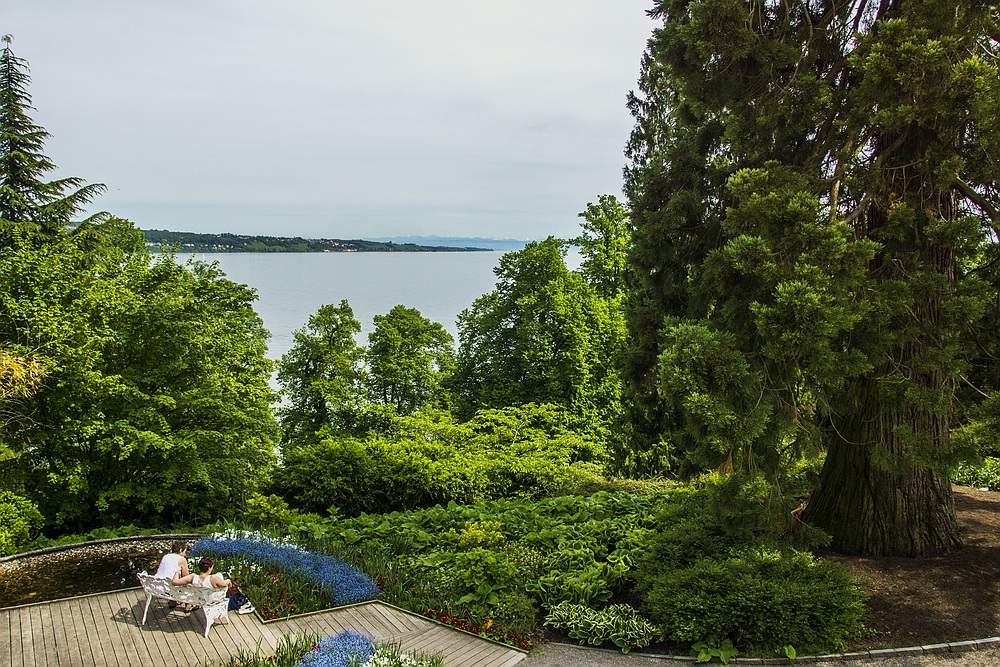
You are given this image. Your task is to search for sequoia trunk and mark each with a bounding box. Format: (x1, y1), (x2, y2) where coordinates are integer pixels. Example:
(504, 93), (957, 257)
(804, 371), (961, 557)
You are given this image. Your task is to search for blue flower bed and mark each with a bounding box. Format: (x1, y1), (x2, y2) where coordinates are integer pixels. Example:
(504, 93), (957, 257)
(191, 533), (380, 606)
(296, 631), (374, 667)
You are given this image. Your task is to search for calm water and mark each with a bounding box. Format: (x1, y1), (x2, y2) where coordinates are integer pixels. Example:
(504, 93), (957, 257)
(189, 251), (506, 361)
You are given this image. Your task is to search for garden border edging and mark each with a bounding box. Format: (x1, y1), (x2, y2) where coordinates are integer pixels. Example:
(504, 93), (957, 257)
(544, 636), (1000, 664)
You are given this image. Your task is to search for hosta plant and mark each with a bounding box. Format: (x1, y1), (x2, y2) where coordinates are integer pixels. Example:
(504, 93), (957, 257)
(543, 601), (662, 653)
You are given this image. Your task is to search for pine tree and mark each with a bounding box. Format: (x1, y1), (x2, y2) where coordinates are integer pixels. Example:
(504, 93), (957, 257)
(621, 0), (1000, 556)
(0, 35), (105, 248)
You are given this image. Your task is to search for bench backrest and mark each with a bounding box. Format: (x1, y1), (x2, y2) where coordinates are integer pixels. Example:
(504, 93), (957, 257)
(137, 572), (228, 606)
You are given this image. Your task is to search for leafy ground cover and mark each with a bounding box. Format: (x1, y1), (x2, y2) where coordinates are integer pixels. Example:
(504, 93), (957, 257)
(322, 490), (667, 650)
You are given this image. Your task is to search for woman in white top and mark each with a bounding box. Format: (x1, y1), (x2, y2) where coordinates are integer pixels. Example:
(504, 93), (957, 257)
(154, 541), (197, 586)
(195, 557), (255, 615)
(154, 540), (197, 610)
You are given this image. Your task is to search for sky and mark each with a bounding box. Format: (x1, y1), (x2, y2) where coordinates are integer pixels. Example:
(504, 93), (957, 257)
(5, 1), (656, 241)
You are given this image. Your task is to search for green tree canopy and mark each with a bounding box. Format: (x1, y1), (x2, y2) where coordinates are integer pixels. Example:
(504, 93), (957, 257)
(573, 194), (630, 298)
(364, 304), (456, 415)
(0, 219), (278, 530)
(621, 0), (1000, 555)
(453, 237), (626, 438)
(276, 300), (365, 442)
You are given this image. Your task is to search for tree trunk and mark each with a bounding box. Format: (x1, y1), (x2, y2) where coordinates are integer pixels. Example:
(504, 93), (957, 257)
(804, 372), (961, 556)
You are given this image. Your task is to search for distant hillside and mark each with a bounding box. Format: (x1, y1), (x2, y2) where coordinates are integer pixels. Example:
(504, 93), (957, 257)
(141, 230), (492, 253)
(372, 236), (530, 251)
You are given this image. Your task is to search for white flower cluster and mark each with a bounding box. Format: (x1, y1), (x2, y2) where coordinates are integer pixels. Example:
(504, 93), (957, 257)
(361, 644), (437, 667)
(208, 529), (305, 551)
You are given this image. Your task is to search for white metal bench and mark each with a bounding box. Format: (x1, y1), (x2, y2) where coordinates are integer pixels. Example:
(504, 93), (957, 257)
(136, 572), (230, 637)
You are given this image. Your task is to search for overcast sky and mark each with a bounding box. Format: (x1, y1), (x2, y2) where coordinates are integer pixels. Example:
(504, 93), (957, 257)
(5, 1), (655, 240)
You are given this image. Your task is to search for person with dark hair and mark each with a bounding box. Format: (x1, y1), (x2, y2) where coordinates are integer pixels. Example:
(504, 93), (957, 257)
(194, 556), (255, 615)
(153, 541), (197, 610)
(154, 541), (196, 585)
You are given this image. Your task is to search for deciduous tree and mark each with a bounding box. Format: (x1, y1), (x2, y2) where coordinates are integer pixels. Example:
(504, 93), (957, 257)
(364, 305), (455, 415)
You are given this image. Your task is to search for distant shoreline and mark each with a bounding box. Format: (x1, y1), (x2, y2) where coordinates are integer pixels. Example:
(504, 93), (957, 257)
(141, 229), (495, 253)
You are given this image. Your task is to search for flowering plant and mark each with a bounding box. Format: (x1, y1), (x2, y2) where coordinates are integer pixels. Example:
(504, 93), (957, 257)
(420, 607), (531, 650)
(191, 531), (380, 619)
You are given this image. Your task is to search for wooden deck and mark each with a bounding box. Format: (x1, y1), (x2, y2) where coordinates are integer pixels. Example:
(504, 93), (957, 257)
(1, 588), (527, 667)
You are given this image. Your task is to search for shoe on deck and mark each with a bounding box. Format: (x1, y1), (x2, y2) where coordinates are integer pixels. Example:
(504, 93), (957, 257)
(238, 604), (255, 615)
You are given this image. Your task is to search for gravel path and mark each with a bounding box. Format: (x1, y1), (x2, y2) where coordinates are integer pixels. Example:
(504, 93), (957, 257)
(523, 643), (1000, 666)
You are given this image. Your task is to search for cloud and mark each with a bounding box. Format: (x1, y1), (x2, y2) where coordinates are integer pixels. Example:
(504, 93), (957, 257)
(6, 0), (653, 239)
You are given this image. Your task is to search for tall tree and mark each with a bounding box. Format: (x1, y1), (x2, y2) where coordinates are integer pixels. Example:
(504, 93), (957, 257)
(0, 35), (105, 247)
(453, 237), (626, 437)
(573, 194), (631, 298)
(276, 300), (365, 441)
(0, 220), (279, 530)
(364, 305), (455, 415)
(622, 0), (1000, 555)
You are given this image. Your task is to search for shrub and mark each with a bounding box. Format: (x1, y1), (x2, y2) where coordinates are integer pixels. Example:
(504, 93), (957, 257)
(952, 457), (1000, 491)
(243, 493), (296, 528)
(633, 477), (864, 655)
(544, 601), (661, 653)
(0, 491), (44, 556)
(641, 547), (866, 655)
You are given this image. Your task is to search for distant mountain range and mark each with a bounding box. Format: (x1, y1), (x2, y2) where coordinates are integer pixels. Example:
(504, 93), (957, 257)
(141, 229), (498, 253)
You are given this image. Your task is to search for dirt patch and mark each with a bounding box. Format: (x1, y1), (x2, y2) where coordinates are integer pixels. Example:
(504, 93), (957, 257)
(823, 486), (1000, 649)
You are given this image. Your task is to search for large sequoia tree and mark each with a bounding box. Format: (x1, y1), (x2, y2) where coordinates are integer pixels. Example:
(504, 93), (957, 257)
(620, 0), (1000, 556)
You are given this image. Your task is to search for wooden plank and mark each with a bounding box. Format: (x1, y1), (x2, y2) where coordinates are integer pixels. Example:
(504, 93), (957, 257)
(20, 605), (37, 667)
(443, 637), (498, 667)
(72, 596), (109, 667)
(8, 608), (24, 667)
(99, 590), (147, 667)
(0, 610), (12, 667)
(491, 651), (528, 667)
(39, 604), (60, 667)
(222, 610), (264, 659)
(67, 596), (101, 667)
(355, 605), (401, 639)
(5, 610), (18, 667)
(116, 591), (175, 667)
(48, 599), (76, 667)
(368, 603), (423, 635)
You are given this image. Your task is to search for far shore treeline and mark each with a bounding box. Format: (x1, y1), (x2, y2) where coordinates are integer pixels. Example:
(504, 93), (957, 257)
(141, 229), (493, 253)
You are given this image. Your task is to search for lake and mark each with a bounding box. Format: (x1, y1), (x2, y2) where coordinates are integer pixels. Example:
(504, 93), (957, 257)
(189, 251), (508, 361)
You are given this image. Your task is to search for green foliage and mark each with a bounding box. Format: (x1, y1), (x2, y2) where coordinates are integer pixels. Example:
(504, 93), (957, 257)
(365, 305), (455, 415)
(275, 405), (600, 516)
(573, 195), (630, 298)
(0, 221), (278, 531)
(243, 493), (298, 528)
(642, 547), (866, 656)
(620, 0), (1000, 556)
(276, 300), (364, 442)
(316, 491), (664, 644)
(544, 601), (661, 653)
(952, 458), (1000, 491)
(692, 639), (739, 665)
(0, 491), (43, 556)
(634, 480), (864, 655)
(0, 35), (106, 247)
(453, 237), (626, 439)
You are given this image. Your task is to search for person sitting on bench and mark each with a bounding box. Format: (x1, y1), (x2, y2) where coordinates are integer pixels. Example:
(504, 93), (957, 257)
(154, 540), (197, 609)
(193, 556), (255, 615)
